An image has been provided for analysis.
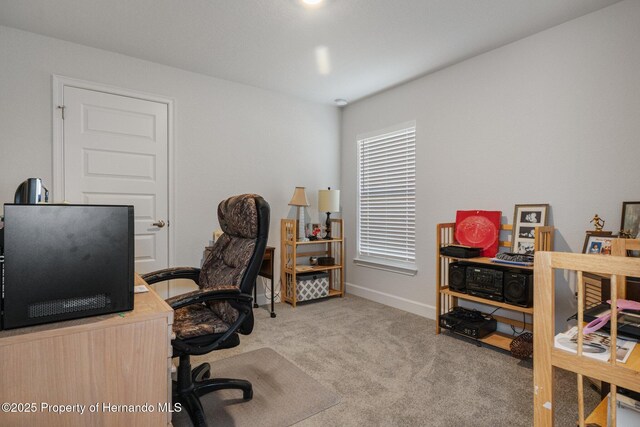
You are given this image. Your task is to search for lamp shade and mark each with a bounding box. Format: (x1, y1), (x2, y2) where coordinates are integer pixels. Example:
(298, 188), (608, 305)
(288, 186), (310, 207)
(318, 188), (340, 212)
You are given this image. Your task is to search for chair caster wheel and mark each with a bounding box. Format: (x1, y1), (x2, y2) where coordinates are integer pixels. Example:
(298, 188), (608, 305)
(243, 389), (253, 400)
(270, 313), (276, 318)
(192, 363), (211, 382)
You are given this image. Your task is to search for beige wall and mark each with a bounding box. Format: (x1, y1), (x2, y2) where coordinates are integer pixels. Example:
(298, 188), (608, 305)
(340, 0), (640, 327)
(0, 25), (341, 301)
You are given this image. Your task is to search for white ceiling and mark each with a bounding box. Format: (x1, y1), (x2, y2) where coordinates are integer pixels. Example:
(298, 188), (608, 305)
(0, 0), (622, 105)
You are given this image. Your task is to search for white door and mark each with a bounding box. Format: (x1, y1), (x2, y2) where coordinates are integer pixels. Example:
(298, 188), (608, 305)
(60, 86), (169, 275)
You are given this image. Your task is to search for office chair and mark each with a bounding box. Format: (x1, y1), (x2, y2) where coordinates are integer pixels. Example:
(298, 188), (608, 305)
(142, 194), (269, 427)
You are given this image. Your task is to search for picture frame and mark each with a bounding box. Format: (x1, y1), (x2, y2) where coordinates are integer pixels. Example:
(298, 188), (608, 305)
(582, 231), (614, 255)
(512, 204), (549, 255)
(620, 201), (640, 238)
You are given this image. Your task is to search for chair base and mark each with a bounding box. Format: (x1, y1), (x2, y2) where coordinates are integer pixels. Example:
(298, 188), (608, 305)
(174, 357), (252, 427)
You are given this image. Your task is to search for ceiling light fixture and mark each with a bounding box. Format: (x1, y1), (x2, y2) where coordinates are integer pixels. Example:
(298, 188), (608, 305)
(302, 0), (323, 5)
(335, 98), (348, 107)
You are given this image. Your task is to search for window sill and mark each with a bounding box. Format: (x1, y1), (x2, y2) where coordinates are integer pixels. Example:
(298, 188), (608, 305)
(353, 258), (417, 276)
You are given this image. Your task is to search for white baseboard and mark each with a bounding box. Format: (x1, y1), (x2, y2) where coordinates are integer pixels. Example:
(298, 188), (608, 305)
(346, 282), (436, 320)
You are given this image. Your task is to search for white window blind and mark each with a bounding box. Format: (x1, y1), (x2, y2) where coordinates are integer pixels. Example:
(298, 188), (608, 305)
(357, 123), (416, 271)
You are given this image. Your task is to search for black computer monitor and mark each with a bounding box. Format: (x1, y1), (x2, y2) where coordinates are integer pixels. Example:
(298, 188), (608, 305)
(1, 204), (134, 329)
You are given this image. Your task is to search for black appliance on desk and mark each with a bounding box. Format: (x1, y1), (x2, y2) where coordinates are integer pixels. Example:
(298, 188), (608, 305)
(14, 177), (49, 204)
(0, 204), (134, 330)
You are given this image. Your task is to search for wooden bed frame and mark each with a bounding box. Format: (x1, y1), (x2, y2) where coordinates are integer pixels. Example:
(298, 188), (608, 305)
(533, 239), (640, 426)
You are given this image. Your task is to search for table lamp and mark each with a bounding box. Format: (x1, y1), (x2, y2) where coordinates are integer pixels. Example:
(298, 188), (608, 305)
(318, 187), (340, 239)
(289, 186), (310, 241)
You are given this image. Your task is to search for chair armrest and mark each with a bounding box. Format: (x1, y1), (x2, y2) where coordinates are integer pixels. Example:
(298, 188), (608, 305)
(141, 267), (201, 285)
(166, 286), (252, 310)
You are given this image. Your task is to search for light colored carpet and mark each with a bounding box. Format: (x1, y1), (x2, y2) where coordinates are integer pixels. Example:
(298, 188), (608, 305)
(172, 348), (340, 427)
(183, 294), (598, 426)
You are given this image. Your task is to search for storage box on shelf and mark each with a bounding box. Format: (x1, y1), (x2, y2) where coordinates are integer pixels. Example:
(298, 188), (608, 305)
(290, 271), (329, 301)
(280, 218), (344, 307)
(435, 222), (554, 351)
(534, 238), (640, 427)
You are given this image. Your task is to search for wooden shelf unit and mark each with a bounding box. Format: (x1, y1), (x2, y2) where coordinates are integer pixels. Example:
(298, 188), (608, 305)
(281, 218), (345, 307)
(584, 397), (608, 425)
(441, 255), (534, 270)
(441, 287), (534, 314)
(435, 222), (554, 351)
(295, 265), (343, 273)
(533, 239), (640, 427)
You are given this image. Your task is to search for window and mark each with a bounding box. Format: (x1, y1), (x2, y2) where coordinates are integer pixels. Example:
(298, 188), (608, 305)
(356, 121), (416, 275)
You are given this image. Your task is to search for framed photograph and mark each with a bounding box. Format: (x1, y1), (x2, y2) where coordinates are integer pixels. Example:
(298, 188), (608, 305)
(512, 204), (549, 255)
(621, 201), (640, 238)
(582, 231), (614, 255)
(516, 241), (535, 255)
(518, 226), (536, 239)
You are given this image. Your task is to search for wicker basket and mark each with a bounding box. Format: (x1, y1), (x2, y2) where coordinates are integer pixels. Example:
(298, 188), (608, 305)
(510, 332), (533, 359)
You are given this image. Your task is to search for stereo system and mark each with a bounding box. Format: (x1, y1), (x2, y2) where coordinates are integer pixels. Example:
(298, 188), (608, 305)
(503, 271), (534, 307)
(448, 263), (467, 292)
(439, 245), (482, 258)
(466, 266), (504, 302)
(439, 306), (497, 339)
(448, 263), (533, 307)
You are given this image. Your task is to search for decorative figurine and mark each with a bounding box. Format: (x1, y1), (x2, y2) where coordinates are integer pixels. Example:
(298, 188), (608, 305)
(307, 224), (322, 241)
(590, 214), (605, 232)
(619, 229), (634, 239)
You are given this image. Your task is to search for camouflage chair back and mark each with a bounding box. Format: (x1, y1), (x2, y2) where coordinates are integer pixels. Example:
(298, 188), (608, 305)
(142, 194), (269, 427)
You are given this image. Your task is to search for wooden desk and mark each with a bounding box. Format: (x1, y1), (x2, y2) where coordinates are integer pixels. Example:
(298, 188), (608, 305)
(254, 246), (276, 318)
(0, 275), (173, 427)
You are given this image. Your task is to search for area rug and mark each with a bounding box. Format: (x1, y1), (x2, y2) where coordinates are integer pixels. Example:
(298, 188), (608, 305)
(172, 347), (341, 427)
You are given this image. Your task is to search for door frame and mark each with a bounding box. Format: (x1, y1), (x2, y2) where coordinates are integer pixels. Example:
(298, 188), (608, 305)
(52, 75), (176, 269)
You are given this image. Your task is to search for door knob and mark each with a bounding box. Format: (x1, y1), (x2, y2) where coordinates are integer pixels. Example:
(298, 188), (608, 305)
(152, 220), (166, 228)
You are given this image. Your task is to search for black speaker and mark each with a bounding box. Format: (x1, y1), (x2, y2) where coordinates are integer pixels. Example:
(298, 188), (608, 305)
(449, 263), (467, 292)
(503, 271), (533, 307)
